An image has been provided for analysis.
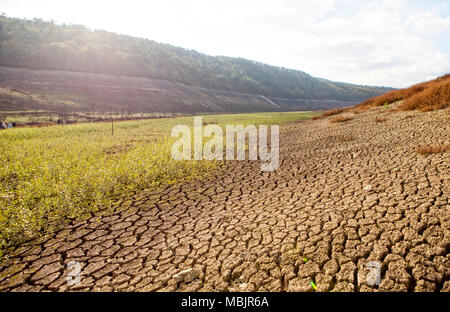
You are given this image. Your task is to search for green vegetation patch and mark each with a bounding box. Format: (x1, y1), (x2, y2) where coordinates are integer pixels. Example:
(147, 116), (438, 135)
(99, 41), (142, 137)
(0, 111), (316, 257)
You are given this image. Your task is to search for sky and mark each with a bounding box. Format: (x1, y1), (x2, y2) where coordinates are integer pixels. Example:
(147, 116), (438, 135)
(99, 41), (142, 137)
(1, 0), (449, 88)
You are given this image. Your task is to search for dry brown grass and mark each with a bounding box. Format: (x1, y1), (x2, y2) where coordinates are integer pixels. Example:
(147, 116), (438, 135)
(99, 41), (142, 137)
(386, 108), (399, 114)
(330, 115), (353, 123)
(322, 108), (346, 117)
(311, 108), (347, 120)
(416, 144), (450, 155)
(354, 74), (450, 112)
(350, 106), (367, 114)
(374, 117), (387, 123)
(337, 135), (354, 142)
(400, 78), (450, 111)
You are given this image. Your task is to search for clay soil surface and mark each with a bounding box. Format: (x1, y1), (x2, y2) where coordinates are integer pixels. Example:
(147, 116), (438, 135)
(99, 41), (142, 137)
(0, 104), (449, 292)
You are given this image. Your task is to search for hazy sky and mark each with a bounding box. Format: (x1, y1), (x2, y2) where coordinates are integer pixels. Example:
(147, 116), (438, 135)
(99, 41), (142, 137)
(1, 0), (449, 88)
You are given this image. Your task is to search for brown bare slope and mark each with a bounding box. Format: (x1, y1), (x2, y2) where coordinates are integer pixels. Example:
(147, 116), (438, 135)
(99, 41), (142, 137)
(0, 66), (360, 114)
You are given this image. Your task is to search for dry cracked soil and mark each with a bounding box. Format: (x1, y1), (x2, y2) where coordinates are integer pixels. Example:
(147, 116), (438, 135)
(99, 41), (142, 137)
(0, 104), (449, 292)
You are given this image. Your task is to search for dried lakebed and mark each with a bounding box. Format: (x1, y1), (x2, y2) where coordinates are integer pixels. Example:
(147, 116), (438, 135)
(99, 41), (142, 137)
(0, 105), (449, 292)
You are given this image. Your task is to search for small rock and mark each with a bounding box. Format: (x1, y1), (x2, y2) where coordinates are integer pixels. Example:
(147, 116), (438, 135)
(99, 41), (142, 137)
(184, 269), (201, 283)
(173, 268), (192, 283)
(240, 252), (249, 259)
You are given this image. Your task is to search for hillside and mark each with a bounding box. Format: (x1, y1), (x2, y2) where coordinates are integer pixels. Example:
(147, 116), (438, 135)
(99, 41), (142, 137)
(308, 74), (449, 123)
(0, 15), (392, 113)
(0, 66), (364, 114)
(353, 74), (449, 112)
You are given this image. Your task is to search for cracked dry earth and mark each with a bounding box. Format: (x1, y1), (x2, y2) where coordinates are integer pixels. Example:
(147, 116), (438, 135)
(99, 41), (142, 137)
(0, 105), (449, 292)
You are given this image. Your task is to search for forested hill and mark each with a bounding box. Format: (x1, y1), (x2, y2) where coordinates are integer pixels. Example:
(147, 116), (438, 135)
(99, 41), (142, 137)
(0, 15), (391, 102)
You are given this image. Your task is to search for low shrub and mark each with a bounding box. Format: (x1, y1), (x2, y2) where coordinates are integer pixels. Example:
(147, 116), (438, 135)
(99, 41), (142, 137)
(416, 144), (450, 155)
(330, 115), (353, 123)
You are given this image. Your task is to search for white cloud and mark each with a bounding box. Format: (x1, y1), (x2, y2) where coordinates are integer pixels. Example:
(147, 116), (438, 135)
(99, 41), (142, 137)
(406, 11), (450, 35)
(259, 0), (450, 87)
(0, 0), (449, 88)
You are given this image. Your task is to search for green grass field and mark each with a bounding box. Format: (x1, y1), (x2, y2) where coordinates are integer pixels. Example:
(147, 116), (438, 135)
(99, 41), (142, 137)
(0, 111), (317, 255)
